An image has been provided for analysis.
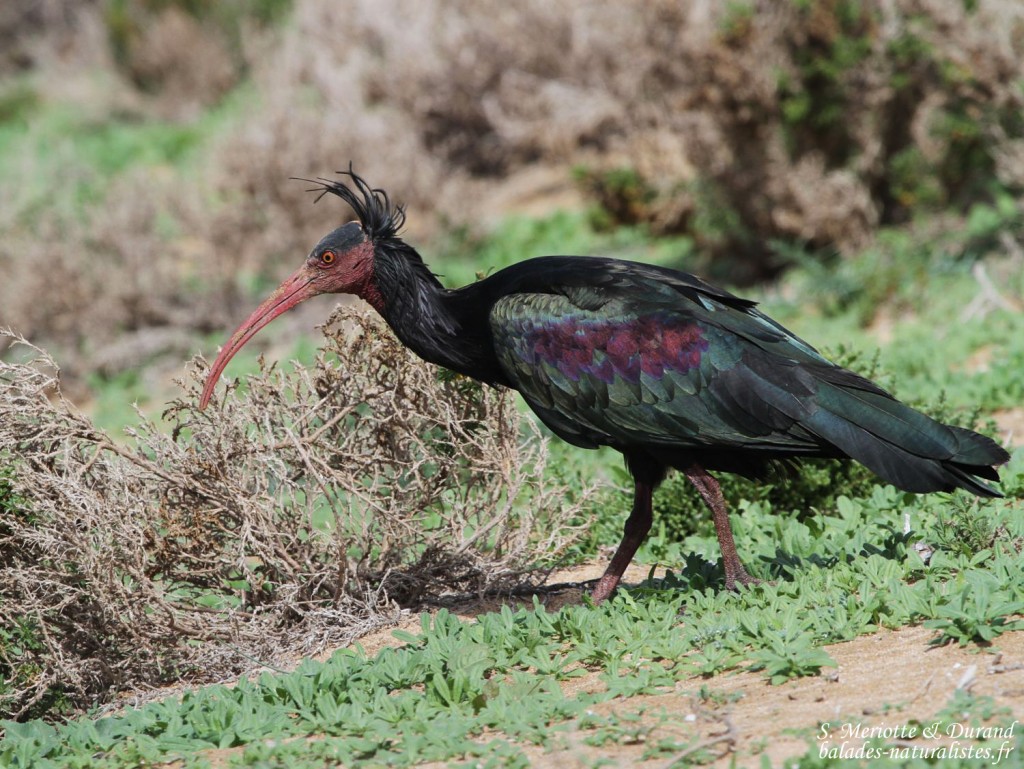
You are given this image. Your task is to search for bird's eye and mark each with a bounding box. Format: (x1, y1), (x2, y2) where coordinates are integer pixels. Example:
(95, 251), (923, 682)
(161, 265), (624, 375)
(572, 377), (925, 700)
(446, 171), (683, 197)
(320, 250), (337, 266)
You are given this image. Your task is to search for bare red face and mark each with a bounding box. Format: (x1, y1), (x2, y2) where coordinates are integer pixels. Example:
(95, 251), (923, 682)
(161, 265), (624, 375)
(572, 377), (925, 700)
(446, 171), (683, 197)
(199, 222), (374, 408)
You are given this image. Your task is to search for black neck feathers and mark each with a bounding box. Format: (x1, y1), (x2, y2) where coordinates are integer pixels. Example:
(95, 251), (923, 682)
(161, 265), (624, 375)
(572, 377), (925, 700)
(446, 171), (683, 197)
(372, 244), (504, 384)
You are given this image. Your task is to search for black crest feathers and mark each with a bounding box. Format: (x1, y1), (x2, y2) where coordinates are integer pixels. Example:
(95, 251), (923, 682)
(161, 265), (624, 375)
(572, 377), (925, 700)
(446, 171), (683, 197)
(301, 165), (406, 241)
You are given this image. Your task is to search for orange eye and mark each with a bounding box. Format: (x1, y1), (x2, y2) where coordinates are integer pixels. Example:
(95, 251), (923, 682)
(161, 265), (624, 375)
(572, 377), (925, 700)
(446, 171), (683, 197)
(320, 250), (337, 266)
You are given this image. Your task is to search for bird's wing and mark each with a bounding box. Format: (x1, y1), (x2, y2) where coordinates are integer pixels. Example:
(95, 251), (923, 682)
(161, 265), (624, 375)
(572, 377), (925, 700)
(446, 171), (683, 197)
(488, 281), (836, 454)
(484, 257), (1007, 495)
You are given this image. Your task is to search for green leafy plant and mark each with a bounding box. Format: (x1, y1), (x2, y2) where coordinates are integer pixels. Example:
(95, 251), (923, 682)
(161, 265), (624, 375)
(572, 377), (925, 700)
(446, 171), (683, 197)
(0, 462), (24, 520)
(579, 709), (653, 748)
(930, 497), (999, 559)
(924, 574), (1024, 646)
(747, 633), (838, 685)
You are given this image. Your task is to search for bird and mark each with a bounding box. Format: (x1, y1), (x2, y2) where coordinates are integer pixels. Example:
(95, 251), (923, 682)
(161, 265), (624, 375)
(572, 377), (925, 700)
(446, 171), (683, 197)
(200, 169), (1010, 604)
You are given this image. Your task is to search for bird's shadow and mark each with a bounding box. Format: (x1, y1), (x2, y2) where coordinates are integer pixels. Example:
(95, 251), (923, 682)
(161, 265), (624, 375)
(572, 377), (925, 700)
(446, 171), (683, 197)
(411, 528), (918, 611)
(632, 525), (916, 597)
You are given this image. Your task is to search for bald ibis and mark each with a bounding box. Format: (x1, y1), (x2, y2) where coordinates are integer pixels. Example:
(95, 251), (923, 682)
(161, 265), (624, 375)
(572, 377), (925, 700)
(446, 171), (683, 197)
(200, 170), (1010, 603)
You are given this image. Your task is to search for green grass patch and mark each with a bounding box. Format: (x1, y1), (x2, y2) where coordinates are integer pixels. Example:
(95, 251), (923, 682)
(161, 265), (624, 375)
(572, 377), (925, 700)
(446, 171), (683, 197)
(0, 80), (256, 229)
(0, 106), (192, 222)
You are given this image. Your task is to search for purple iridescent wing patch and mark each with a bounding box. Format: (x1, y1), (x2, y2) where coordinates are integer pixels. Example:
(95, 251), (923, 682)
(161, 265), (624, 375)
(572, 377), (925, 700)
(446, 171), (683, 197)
(490, 293), (710, 402)
(524, 312), (708, 384)
(489, 288), (836, 452)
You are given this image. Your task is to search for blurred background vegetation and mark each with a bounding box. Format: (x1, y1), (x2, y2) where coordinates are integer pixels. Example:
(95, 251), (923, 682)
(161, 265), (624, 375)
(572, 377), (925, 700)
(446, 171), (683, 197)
(2, 0), (1024, 726)
(2, 0), (1023, 424)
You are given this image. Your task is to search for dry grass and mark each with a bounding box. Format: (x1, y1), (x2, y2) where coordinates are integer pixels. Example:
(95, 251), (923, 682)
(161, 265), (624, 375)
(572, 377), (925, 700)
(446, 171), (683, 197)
(0, 306), (587, 719)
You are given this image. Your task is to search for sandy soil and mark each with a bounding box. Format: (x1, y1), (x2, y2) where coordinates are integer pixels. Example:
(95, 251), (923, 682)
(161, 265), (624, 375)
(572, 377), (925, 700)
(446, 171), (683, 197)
(994, 407), (1024, 447)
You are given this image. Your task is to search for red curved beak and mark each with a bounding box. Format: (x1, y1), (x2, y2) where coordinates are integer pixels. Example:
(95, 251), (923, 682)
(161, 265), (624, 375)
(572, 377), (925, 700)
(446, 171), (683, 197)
(200, 265), (319, 409)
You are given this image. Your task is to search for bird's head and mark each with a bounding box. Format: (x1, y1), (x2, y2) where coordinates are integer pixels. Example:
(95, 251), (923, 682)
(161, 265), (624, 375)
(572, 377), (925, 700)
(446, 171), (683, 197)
(199, 169), (405, 409)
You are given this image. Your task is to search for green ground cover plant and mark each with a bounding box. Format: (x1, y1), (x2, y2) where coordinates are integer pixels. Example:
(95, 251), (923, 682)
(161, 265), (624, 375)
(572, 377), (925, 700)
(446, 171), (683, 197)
(1, 450), (1020, 766)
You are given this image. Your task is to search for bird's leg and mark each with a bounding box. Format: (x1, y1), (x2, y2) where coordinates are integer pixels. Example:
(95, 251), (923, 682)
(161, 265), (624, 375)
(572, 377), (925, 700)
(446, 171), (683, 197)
(591, 479), (653, 604)
(683, 464), (759, 591)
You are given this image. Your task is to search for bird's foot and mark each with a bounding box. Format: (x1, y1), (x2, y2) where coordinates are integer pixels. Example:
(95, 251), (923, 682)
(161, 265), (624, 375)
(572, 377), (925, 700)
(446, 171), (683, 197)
(725, 576), (762, 592)
(723, 563), (761, 592)
(589, 573), (620, 604)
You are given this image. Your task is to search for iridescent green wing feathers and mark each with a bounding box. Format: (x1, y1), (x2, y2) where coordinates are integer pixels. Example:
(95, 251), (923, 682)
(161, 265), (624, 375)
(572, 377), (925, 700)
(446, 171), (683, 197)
(486, 263), (1008, 495)
(489, 289), (827, 454)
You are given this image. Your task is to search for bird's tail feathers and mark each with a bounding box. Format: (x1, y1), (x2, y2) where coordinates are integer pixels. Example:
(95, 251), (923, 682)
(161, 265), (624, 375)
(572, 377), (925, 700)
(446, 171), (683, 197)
(807, 383), (1009, 498)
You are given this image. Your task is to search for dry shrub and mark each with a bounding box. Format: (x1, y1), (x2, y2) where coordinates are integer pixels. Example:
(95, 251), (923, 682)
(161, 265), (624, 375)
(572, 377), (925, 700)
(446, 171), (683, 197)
(102, 0), (290, 119)
(5, 0), (1024, 390)
(214, 0), (1024, 279)
(120, 6), (237, 118)
(0, 167), (237, 397)
(0, 306), (585, 719)
(0, 0), (103, 75)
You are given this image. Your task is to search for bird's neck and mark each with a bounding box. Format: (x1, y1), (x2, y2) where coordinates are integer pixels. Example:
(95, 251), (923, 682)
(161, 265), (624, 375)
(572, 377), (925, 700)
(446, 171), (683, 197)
(369, 245), (496, 380)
